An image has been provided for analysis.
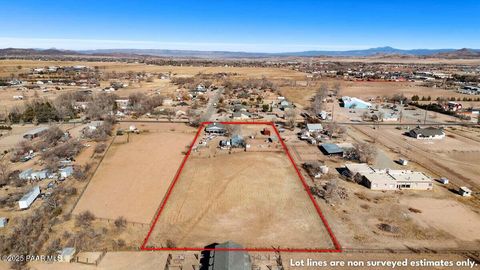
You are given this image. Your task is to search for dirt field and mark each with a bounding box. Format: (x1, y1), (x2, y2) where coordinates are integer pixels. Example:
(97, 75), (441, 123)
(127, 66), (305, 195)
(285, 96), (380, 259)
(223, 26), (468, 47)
(146, 145), (334, 250)
(73, 123), (196, 224)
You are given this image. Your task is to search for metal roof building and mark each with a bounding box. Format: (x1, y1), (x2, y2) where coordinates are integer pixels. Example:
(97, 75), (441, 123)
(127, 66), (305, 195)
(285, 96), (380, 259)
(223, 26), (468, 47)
(319, 143), (344, 156)
(23, 126), (49, 140)
(209, 241), (251, 270)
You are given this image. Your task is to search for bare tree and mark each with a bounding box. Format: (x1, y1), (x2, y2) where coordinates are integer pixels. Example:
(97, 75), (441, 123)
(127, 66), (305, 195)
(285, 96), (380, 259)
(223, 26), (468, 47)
(354, 142), (377, 164)
(0, 159), (11, 187)
(285, 109), (297, 129)
(312, 83), (328, 115)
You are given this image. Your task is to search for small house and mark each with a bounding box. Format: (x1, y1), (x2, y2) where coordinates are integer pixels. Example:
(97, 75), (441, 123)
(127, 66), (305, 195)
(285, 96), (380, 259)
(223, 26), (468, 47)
(19, 186), (40, 210)
(409, 127), (445, 140)
(459, 186), (472, 197)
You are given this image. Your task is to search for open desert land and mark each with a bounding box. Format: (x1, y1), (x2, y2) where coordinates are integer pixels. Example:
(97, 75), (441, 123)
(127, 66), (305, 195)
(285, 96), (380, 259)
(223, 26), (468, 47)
(146, 127), (335, 250)
(72, 123), (196, 224)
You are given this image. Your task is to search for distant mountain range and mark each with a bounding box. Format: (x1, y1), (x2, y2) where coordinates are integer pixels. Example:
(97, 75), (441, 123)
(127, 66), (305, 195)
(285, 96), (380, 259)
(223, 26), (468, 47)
(1, 46), (480, 59)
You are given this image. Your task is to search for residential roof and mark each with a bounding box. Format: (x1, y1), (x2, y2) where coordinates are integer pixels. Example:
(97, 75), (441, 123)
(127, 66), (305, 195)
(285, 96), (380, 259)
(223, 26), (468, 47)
(410, 127), (444, 137)
(212, 241), (251, 270)
(205, 122), (226, 131)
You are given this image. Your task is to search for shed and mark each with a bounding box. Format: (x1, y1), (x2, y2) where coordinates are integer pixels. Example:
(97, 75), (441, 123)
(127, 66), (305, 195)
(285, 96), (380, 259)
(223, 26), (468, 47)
(398, 159), (408, 166)
(59, 166), (74, 178)
(319, 143), (344, 156)
(261, 128), (271, 136)
(459, 186), (472, 197)
(19, 186), (40, 209)
(0, 217), (7, 228)
(58, 247), (76, 263)
(439, 177), (449, 185)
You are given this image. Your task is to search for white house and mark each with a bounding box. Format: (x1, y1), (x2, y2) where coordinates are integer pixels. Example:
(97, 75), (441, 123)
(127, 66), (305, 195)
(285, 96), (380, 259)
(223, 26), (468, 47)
(19, 186), (40, 209)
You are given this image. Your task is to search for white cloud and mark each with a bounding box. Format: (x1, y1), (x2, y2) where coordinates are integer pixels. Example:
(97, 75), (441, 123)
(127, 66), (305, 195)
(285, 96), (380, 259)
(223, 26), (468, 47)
(0, 37), (372, 52)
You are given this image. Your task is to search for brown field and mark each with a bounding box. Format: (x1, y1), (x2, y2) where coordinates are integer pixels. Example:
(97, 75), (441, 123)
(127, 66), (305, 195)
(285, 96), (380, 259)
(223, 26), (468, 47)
(73, 123), (196, 224)
(147, 148), (334, 250)
(0, 60), (304, 78)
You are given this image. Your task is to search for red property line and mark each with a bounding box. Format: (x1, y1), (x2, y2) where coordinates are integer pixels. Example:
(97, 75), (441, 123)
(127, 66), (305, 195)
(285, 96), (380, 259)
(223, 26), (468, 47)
(141, 122), (342, 252)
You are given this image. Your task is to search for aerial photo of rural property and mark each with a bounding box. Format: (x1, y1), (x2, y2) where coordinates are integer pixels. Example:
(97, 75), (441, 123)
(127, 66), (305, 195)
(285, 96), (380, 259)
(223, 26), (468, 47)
(0, 0), (479, 269)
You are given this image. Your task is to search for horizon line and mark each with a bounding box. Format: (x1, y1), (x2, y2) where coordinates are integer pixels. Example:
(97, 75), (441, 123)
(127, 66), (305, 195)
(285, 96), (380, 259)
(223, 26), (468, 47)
(0, 37), (476, 54)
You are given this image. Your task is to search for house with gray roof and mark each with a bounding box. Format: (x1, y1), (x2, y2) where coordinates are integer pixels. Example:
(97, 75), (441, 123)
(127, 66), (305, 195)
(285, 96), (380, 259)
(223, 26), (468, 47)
(409, 127), (445, 139)
(205, 123), (227, 135)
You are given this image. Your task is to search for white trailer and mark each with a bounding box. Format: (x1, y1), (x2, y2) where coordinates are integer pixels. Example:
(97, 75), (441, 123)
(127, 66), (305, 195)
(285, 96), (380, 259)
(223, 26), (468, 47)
(18, 186), (40, 210)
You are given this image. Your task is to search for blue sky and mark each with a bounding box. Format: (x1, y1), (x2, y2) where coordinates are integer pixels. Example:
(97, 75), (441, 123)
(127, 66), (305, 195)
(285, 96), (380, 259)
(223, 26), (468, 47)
(0, 0), (479, 52)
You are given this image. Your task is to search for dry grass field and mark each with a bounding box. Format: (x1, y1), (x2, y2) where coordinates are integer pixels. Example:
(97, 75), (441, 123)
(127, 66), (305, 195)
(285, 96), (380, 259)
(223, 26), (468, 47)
(0, 60), (304, 78)
(73, 123), (196, 224)
(147, 148), (334, 250)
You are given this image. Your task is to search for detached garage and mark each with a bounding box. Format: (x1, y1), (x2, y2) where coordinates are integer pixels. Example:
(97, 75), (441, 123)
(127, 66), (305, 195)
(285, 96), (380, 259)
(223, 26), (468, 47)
(319, 143), (344, 156)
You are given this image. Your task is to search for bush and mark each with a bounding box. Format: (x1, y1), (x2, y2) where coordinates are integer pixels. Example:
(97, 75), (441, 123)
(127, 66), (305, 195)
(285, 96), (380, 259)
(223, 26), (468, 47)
(75, 211), (95, 228)
(94, 143), (107, 154)
(114, 216), (127, 229)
